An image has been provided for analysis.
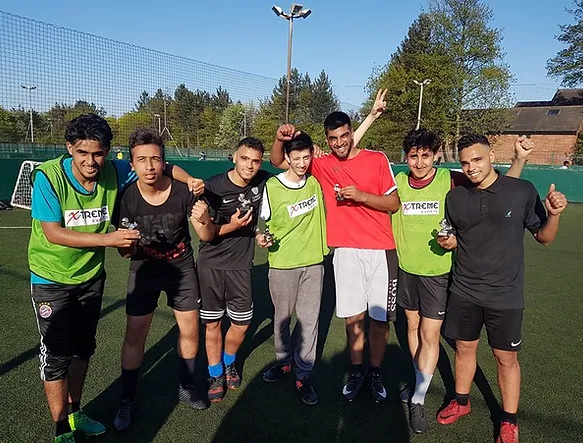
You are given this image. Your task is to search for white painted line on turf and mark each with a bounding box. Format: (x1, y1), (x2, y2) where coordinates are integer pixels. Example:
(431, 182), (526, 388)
(0, 226), (31, 229)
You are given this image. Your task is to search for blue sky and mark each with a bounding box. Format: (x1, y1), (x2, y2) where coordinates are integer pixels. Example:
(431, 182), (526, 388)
(0, 0), (575, 110)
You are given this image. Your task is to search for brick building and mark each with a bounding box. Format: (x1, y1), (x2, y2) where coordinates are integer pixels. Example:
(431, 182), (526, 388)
(490, 89), (583, 165)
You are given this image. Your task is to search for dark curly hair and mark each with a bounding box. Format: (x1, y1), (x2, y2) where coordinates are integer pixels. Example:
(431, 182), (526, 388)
(65, 113), (113, 150)
(403, 129), (441, 154)
(457, 134), (490, 152)
(129, 128), (165, 161)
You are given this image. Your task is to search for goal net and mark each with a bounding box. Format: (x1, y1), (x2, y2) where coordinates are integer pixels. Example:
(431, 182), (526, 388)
(11, 160), (41, 209)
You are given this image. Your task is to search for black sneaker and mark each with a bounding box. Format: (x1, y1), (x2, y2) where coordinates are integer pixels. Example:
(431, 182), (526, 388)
(113, 398), (134, 431)
(178, 384), (209, 410)
(296, 377), (318, 406)
(367, 366), (387, 403)
(342, 369), (365, 401)
(409, 402), (428, 434)
(399, 383), (411, 404)
(208, 375), (225, 403)
(262, 363), (292, 383)
(225, 363), (241, 390)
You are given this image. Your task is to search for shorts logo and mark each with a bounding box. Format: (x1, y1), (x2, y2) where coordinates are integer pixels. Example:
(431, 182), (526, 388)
(438, 311), (446, 315)
(402, 201), (440, 215)
(287, 194), (318, 218)
(511, 340), (522, 347)
(38, 302), (52, 319)
(64, 206), (110, 227)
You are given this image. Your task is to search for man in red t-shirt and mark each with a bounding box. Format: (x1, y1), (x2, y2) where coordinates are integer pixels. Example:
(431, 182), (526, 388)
(270, 108), (400, 403)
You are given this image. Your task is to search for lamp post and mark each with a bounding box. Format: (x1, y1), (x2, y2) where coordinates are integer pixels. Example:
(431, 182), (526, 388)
(154, 113), (161, 134)
(272, 3), (312, 123)
(413, 79), (431, 130)
(21, 84), (37, 143)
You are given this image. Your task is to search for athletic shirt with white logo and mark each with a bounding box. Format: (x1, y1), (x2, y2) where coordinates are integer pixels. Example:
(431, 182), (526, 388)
(28, 155), (118, 284)
(392, 168), (453, 276)
(263, 174), (329, 269)
(198, 169), (271, 270)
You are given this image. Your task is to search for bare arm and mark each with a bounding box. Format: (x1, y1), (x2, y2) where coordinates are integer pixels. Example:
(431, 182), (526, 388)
(270, 124), (300, 170)
(213, 209), (254, 237)
(339, 187), (400, 213)
(41, 222), (140, 248)
(533, 184), (567, 246)
(190, 200), (215, 242)
(353, 89), (387, 148)
(166, 164), (205, 195)
(505, 136), (534, 179)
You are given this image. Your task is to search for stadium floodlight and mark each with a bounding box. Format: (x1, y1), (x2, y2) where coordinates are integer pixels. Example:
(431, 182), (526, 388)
(21, 85), (37, 143)
(413, 79), (431, 130)
(298, 8), (311, 18)
(272, 3), (312, 123)
(291, 3), (303, 14)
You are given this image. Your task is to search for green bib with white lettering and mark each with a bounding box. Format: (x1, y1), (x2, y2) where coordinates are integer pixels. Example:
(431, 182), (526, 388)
(265, 175), (329, 269)
(393, 168), (452, 276)
(28, 155), (118, 284)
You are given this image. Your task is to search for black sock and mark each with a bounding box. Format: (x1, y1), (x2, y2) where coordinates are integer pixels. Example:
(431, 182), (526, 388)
(501, 410), (518, 425)
(121, 367), (140, 401)
(179, 357), (196, 387)
(351, 364), (365, 374)
(55, 418), (71, 437)
(455, 392), (470, 406)
(67, 401), (80, 415)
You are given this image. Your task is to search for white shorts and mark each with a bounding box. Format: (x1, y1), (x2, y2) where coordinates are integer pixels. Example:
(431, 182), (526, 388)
(333, 247), (399, 322)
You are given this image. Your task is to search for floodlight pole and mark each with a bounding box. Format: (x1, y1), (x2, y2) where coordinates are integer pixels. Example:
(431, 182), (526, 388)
(273, 4), (311, 123)
(154, 113), (161, 134)
(21, 85), (37, 143)
(413, 79), (431, 130)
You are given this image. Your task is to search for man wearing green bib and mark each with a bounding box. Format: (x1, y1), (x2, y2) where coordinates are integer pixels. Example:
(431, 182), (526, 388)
(28, 114), (203, 443)
(258, 131), (328, 406)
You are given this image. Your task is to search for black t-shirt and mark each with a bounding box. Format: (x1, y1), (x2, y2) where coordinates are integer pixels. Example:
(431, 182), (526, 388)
(119, 180), (196, 271)
(446, 174), (547, 309)
(197, 169), (271, 270)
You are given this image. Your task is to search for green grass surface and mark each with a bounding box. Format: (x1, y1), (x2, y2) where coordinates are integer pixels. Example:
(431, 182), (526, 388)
(1, 207), (582, 442)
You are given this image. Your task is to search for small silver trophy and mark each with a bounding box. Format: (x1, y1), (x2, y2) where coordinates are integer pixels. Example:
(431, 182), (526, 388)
(120, 217), (138, 230)
(263, 228), (274, 244)
(437, 218), (454, 237)
(238, 193), (252, 216)
(334, 183), (344, 201)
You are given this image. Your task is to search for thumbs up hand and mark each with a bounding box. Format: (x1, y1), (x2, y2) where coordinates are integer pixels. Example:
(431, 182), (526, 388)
(545, 183), (568, 216)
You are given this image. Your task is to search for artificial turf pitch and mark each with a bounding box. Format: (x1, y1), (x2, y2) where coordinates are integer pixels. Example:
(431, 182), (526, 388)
(0, 206), (582, 443)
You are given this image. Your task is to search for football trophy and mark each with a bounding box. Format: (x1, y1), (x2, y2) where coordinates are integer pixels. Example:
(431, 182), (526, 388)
(263, 228), (274, 244)
(120, 217), (138, 230)
(238, 193), (252, 217)
(437, 218), (454, 237)
(334, 183), (344, 201)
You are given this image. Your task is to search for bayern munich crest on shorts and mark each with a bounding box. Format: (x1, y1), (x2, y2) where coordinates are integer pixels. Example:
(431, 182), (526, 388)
(38, 303), (53, 319)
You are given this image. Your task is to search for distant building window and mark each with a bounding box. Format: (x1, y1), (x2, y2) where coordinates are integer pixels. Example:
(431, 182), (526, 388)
(546, 109), (561, 116)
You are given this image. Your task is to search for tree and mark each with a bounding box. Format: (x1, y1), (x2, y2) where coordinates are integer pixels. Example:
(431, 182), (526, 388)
(215, 103), (247, 148)
(547, 1), (583, 86)
(429, 0), (512, 158)
(310, 70), (340, 122)
(362, 1), (512, 160)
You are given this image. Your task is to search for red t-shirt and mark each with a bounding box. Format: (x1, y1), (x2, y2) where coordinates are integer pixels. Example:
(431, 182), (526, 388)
(311, 149), (397, 250)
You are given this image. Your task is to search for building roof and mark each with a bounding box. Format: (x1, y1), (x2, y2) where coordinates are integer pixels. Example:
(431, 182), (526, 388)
(503, 105), (583, 134)
(516, 88), (583, 107)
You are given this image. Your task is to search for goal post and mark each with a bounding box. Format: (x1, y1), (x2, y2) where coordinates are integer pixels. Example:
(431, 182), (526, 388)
(10, 160), (41, 209)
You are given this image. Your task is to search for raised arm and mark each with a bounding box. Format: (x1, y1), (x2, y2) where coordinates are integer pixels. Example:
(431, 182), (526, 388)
(505, 136), (534, 179)
(534, 184), (567, 246)
(270, 124), (300, 170)
(353, 89), (387, 148)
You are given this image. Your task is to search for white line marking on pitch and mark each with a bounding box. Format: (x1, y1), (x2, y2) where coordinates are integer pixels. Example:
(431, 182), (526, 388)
(0, 226), (31, 229)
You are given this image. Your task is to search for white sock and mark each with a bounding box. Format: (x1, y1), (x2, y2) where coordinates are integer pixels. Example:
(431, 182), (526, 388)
(411, 367), (433, 405)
